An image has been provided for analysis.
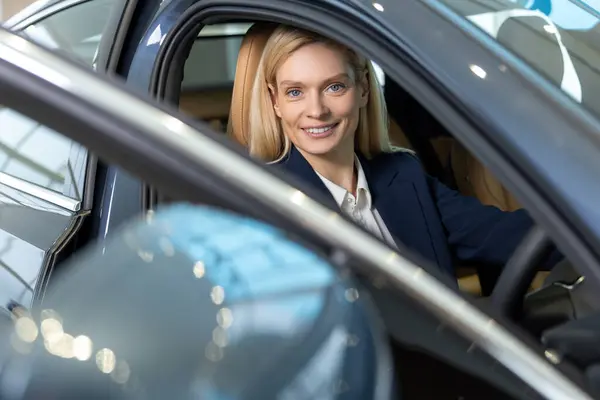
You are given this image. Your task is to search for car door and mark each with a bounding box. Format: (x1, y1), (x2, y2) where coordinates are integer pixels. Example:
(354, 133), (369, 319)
(0, 27), (592, 400)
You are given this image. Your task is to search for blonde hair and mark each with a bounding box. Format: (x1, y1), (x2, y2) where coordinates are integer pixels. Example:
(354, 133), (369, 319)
(242, 25), (398, 162)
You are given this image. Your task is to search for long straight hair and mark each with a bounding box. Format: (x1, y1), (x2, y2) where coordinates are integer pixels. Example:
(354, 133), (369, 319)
(244, 25), (402, 162)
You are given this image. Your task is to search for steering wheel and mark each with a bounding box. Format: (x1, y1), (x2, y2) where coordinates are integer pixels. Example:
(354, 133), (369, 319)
(490, 226), (554, 319)
(490, 226), (599, 337)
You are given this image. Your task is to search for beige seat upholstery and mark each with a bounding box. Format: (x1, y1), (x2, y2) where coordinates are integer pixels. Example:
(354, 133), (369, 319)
(450, 141), (521, 212)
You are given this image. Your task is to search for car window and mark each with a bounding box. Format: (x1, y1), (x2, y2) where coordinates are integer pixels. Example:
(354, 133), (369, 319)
(0, 107), (87, 200)
(422, 0), (600, 121)
(19, 0), (118, 66)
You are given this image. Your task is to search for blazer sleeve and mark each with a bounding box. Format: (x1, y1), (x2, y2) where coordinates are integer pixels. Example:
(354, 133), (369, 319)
(426, 174), (562, 268)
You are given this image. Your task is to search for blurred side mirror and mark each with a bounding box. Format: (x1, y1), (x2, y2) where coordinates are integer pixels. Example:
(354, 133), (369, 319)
(1, 203), (394, 400)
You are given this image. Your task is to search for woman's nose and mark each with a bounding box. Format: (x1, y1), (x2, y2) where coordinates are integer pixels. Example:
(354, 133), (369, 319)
(305, 93), (329, 119)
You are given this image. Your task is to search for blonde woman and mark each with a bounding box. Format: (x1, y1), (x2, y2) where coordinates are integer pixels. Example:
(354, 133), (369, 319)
(239, 24), (561, 282)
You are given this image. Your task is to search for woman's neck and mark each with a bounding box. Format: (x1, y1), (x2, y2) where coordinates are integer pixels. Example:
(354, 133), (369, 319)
(302, 148), (357, 195)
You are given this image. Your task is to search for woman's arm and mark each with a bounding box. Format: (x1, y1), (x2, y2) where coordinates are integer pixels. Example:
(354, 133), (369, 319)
(426, 174), (562, 269)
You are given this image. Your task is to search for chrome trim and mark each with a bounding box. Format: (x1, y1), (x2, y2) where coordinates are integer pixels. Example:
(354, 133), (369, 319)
(554, 276), (586, 291)
(0, 172), (80, 212)
(35, 210), (88, 306)
(7, 0), (88, 31)
(0, 30), (592, 400)
(197, 23), (252, 37)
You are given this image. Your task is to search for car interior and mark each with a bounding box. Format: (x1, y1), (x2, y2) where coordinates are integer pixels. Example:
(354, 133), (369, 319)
(152, 19), (600, 399)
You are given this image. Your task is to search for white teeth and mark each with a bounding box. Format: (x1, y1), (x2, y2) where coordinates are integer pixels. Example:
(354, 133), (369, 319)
(305, 125), (333, 134)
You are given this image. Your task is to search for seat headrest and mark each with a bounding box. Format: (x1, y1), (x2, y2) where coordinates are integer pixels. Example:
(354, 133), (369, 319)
(228, 23), (277, 147)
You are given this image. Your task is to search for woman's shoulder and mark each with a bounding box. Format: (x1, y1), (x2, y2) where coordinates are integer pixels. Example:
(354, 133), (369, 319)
(362, 147), (427, 183)
(370, 147), (422, 169)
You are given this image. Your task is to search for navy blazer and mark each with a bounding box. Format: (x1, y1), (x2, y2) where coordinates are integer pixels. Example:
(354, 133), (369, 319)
(275, 147), (551, 278)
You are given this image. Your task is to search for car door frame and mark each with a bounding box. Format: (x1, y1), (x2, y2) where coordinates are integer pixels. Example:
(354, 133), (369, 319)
(87, 0), (173, 242)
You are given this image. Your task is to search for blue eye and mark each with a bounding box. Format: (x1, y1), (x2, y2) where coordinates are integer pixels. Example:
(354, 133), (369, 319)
(327, 83), (346, 93)
(287, 89), (302, 97)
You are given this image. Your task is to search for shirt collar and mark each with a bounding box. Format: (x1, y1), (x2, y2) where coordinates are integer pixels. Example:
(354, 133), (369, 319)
(316, 155), (373, 209)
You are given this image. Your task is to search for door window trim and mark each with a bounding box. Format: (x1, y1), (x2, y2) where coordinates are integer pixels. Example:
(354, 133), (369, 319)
(0, 171), (80, 211)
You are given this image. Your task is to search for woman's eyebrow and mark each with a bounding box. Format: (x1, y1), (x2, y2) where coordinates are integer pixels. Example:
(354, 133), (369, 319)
(324, 73), (351, 82)
(279, 73), (351, 88)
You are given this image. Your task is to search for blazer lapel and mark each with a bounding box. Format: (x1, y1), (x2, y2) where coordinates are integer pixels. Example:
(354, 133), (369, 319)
(360, 154), (430, 255)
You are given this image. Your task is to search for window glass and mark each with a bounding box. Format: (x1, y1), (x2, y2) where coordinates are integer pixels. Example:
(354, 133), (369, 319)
(7, 0), (119, 197)
(0, 108), (86, 200)
(20, 0), (118, 66)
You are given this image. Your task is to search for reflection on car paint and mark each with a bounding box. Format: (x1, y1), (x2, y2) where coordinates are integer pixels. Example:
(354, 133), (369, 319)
(468, 8), (583, 102)
(146, 24), (166, 47)
(513, 0), (600, 30)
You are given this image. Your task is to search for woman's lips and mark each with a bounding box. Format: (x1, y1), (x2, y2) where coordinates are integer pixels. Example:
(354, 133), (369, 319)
(302, 123), (339, 138)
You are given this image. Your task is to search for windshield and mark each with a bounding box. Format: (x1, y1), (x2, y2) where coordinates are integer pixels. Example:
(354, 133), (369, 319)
(435, 0), (600, 120)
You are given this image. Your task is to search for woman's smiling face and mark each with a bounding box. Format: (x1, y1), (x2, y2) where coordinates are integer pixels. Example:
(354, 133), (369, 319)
(270, 42), (368, 159)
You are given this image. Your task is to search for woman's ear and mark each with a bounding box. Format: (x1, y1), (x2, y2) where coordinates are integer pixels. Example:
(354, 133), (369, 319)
(268, 84), (282, 118)
(359, 70), (369, 108)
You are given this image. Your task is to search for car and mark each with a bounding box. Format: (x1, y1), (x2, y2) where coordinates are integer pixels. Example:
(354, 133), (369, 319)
(1, 0), (600, 398)
(0, 25), (596, 400)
